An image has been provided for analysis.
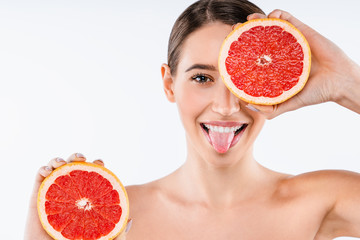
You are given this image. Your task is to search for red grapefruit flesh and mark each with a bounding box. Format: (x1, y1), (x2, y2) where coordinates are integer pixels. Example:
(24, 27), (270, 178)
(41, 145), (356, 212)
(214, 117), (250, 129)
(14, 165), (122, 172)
(38, 162), (129, 240)
(219, 18), (311, 105)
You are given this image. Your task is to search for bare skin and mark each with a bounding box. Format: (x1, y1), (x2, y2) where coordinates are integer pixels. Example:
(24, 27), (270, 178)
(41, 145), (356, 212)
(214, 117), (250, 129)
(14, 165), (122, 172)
(25, 10), (360, 240)
(126, 169), (360, 240)
(125, 11), (360, 240)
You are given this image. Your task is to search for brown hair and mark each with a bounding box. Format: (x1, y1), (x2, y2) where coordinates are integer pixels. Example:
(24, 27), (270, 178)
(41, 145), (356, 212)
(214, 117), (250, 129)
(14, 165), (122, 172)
(167, 0), (265, 76)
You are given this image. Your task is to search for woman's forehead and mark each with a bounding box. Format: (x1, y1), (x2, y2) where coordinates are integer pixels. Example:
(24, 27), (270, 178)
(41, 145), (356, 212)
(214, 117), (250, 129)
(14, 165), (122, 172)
(177, 22), (233, 73)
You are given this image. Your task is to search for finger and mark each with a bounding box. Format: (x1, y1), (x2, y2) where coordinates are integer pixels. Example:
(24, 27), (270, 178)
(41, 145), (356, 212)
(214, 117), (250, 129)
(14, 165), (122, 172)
(33, 165), (54, 195)
(31, 166), (53, 198)
(247, 104), (281, 119)
(67, 153), (86, 162)
(267, 9), (313, 36)
(38, 165), (53, 179)
(246, 104), (277, 119)
(231, 23), (241, 30)
(233, 12), (267, 30)
(117, 231), (126, 240)
(29, 166), (53, 212)
(247, 13), (267, 21)
(48, 157), (66, 169)
(117, 219), (132, 240)
(93, 159), (104, 167)
(268, 9), (299, 24)
(125, 219), (133, 233)
(246, 95), (302, 119)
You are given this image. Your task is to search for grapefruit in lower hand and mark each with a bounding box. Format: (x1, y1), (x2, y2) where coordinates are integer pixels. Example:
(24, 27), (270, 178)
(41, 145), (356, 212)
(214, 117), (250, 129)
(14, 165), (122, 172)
(37, 162), (129, 240)
(219, 18), (311, 105)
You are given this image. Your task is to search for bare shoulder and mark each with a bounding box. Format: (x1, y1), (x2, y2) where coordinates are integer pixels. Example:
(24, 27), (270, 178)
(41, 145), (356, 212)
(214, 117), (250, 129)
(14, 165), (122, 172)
(285, 169), (359, 186)
(276, 169), (360, 218)
(126, 180), (160, 202)
(123, 179), (170, 239)
(285, 170), (360, 238)
(125, 182), (159, 199)
(279, 169), (360, 195)
(272, 169), (360, 239)
(125, 179), (166, 215)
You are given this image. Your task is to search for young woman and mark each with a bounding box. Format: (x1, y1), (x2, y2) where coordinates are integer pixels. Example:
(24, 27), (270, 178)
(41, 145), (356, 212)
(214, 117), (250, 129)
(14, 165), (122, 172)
(25, 0), (360, 239)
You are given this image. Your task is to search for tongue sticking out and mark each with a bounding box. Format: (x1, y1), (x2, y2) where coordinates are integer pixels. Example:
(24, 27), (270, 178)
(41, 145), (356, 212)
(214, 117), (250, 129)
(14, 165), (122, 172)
(208, 130), (235, 153)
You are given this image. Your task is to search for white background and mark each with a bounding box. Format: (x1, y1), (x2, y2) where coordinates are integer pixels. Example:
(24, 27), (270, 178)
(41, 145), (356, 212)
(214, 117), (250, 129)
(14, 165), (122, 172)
(0, 0), (359, 239)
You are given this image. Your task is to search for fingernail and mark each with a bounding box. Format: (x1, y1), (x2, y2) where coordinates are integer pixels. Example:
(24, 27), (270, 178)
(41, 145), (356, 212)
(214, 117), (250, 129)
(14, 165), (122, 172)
(247, 13), (257, 19)
(246, 104), (260, 112)
(75, 153), (85, 158)
(95, 159), (103, 163)
(125, 219), (133, 233)
(56, 157), (64, 162)
(45, 166), (52, 171)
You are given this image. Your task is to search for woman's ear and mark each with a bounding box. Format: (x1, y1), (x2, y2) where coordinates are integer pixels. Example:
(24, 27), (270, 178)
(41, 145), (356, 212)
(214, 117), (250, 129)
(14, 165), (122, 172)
(161, 63), (176, 103)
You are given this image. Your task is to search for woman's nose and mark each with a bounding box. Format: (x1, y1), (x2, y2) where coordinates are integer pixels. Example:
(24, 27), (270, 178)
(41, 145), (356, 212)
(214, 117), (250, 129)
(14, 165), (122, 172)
(211, 83), (241, 116)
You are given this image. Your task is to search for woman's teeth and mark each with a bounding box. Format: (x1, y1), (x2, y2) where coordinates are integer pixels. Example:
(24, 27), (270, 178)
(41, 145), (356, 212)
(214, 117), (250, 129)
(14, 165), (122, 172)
(204, 124), (242, 133)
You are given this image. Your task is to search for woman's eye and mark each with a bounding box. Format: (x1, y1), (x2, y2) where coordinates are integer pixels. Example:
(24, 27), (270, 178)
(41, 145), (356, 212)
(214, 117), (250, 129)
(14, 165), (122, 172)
(191, 74), (213, 84)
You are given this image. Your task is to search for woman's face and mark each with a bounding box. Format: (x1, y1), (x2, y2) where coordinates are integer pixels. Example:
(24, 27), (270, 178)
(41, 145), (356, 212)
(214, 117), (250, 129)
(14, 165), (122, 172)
(162, 22), (265, 167)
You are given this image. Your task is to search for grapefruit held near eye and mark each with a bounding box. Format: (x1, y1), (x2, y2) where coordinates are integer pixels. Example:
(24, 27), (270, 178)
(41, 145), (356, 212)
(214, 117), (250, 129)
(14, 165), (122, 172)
(219, 18), (311, 105)
(37, 162), (129, 240)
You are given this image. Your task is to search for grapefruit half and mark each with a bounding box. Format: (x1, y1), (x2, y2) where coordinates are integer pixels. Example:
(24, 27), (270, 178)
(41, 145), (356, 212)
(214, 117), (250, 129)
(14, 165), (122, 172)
(219, 18), (311, 105)
(37, 162), (129, 240)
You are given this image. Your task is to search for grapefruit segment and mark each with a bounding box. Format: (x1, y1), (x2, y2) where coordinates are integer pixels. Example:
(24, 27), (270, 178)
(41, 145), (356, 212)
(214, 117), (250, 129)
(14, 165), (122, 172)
(47, 211), (75, 232)
(45, 201), (77, 215)
(54, 175), (82, 200)
(92, 190), (120, 205)
(219, 18), (311, 105)
(46, 184), (76, 203)
(93, 205), (122, 224)
(61, 208), (85, 239)
(83, 210), (101, 240)
(38, 162), (129, 240)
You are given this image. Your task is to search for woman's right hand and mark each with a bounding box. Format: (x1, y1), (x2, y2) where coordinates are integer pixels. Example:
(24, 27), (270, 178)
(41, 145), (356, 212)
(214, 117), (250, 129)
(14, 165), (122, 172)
(24, 153), (105, 240)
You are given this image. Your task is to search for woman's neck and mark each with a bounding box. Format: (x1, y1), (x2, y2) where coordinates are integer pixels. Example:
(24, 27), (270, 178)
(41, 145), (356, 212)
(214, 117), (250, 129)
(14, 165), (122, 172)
(176, 148), (273, 209)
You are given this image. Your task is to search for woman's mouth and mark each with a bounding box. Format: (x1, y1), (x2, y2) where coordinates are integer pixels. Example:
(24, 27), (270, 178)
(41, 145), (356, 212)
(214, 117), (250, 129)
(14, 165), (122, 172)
(200, 122), (248, 154)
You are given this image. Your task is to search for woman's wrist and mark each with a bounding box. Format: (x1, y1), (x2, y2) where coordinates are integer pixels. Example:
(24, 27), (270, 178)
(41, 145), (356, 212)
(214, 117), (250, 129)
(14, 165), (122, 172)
(335, 61), (360, 114)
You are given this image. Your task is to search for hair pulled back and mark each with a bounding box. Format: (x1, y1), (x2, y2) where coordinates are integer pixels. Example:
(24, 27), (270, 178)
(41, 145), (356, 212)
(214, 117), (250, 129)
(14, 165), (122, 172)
(167, 0), (265, 76)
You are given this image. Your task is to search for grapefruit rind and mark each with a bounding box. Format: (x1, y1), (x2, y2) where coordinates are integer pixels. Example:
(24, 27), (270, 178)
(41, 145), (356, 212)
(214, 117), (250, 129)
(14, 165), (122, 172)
(218, 18), (311, 105)
(37, 162), (129, 240)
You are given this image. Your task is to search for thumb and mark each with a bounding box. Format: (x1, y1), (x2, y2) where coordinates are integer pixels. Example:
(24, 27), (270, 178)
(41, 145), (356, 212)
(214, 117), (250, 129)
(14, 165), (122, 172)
(117, 219), (132, 240)
(246, 95), (304, 119)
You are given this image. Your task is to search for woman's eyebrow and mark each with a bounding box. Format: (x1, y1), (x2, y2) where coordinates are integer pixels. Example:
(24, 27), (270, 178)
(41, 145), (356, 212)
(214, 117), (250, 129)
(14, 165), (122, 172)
(185, 64), (217, 72)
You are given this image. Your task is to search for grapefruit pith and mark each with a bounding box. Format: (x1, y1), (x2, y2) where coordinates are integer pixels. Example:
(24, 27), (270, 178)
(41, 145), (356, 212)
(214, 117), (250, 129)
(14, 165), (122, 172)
(219, 18), (311, 105)
(37, 162), (129, 240)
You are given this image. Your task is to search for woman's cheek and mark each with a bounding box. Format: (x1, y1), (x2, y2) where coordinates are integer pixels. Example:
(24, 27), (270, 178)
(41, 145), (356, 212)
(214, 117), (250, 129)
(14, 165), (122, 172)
(245, 110), (266, 140)
(176, 84), (212, 123)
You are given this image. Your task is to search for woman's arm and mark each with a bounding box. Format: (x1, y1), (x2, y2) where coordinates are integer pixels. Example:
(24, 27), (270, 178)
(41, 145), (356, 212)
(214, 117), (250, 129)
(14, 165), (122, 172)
(316, 171), (360, 238)
(246, 10), (360, 237)
(246, 10), (360, 118)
